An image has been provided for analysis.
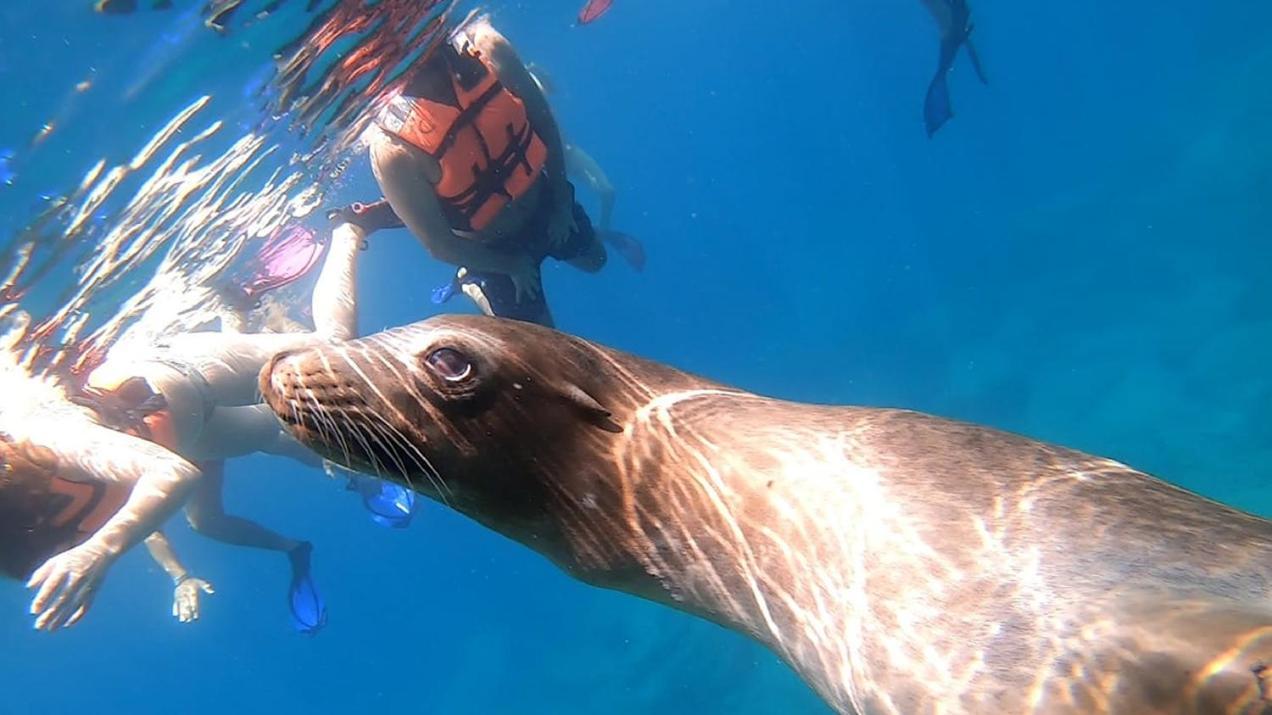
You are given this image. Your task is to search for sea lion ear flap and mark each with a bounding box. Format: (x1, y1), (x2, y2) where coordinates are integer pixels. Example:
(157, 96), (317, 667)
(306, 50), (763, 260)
(557, 383), (624, 434)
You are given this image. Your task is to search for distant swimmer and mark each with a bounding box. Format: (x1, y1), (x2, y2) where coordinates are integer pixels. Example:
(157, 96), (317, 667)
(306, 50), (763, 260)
(577, 0), (614, 25)
(920, 0), (988, 137)
(4, 222), (368, 632)
(94, 0), (173, 13)
(334, 12), (631, 328)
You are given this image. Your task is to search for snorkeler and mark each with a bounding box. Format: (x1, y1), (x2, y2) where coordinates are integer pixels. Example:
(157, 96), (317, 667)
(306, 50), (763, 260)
(93, 0), (173, 13)
(920, 0), (988, 137)
(0, 434), (215, 624)
(332, 13), (613, 328)
(11, 221), (366, 632)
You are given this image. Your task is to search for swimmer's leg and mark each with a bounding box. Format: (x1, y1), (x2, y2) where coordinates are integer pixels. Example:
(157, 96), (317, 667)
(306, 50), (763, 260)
(183, 460), (301, 554)
(159, 225), (364, 406)
(563, 144), (616, 230)
(191, 404), (321, 467)
(183, 459), (325, 633)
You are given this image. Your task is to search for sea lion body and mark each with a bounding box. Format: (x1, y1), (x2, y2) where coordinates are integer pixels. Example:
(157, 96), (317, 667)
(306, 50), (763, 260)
(261, 315), (1272, 714)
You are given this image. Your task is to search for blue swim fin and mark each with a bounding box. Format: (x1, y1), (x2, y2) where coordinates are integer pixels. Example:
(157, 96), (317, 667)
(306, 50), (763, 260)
(431, 278), (459, 305)
(348, 475), (417, 529)
(0, 148), (16, 186)
(287, 542), (327, 635)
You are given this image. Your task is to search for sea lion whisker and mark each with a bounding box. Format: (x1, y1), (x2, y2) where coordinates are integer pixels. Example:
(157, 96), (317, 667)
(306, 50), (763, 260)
(355, 416), (418, 490)
(341, 416), (390, 479)
(307, 400), (348, 465)
(361, 409), (452, 504)
(307, 395), (354, 468)
(356, 402), (450, 501)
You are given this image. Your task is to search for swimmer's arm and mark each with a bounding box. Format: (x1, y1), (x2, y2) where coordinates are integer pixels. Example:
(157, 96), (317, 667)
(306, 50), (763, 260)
(143, 531), (192, 584)
(143, 531), (215, 623)
(47, 423), (200, 559)
(27, 422), (200, 629)
(394, 173), (536, 275)
(484, 33), (571, 209)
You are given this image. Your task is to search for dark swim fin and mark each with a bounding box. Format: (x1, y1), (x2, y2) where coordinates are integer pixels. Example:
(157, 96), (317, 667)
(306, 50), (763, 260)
(925, 33), (964, 137)
(600, 230), (646, 272)
(924, 73), (953, 138)
(965, 37), (989, 85)
(287, 542), (327, 635)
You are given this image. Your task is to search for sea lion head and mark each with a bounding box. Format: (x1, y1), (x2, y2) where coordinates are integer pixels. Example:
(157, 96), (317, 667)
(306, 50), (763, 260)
(260, 314), (646, 546)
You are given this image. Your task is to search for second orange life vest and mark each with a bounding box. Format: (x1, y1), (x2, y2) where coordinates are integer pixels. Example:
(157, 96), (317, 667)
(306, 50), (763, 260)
(383, 44), (549, 234)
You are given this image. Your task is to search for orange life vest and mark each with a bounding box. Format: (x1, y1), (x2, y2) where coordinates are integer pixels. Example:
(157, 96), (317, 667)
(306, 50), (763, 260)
(0, 434), (130, 579)
(0, 377), (180, 579)
(383, 44), (549, 234)
(52, 378), (179, 541)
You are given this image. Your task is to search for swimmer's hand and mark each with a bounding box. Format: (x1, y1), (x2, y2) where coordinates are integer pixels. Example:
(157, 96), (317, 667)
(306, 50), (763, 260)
(507, 256), (542, 303)
(27, 542), (118, 632)
(173, 575), (215, 623)
(546, 205), (577, 250)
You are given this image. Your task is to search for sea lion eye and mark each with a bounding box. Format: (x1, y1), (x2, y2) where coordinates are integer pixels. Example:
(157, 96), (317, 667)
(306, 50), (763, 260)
(425, 347), (473, 382)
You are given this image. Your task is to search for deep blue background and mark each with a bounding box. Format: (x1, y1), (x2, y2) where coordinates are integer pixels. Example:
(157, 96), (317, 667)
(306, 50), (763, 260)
(2, 1), (1271, 713)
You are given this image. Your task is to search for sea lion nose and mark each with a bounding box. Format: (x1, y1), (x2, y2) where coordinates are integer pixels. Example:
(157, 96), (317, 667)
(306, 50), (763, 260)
(259, 348), (301, 401)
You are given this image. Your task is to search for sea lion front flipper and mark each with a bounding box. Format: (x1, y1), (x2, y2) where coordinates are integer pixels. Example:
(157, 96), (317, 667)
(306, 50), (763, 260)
(1063, 599), (1272, 713)
(557, 383), (623, 434)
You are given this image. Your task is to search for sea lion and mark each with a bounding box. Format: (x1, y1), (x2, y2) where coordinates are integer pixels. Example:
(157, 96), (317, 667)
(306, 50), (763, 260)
(260, 314), (1272, 714)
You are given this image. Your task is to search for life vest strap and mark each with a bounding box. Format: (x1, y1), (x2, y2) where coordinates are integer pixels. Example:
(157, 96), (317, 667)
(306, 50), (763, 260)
(432, 79), (506, 161)
(445, 121), (540, 223)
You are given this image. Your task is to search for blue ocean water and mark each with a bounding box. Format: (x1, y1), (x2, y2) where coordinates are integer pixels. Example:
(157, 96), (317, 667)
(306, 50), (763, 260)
(1, 1), (1271, 713)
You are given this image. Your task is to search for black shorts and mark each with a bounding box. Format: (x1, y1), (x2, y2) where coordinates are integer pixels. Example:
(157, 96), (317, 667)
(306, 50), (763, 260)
(486, 180), (595, 263)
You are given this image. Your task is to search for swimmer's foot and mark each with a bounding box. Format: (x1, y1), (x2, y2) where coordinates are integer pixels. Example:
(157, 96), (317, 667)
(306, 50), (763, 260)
(287, 542), (327, 635)
(327, 199), (404, 238)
